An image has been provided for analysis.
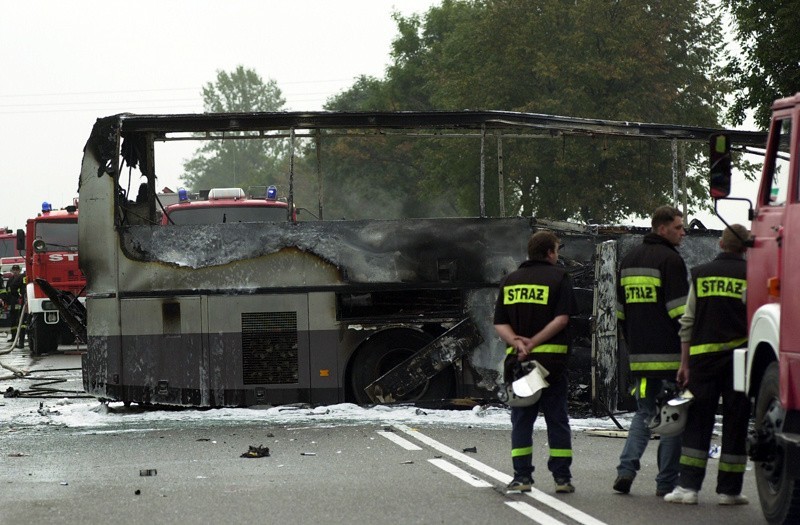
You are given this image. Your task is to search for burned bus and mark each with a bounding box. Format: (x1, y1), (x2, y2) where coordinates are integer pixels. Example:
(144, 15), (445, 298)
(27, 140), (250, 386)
(73, 111), (763, 408)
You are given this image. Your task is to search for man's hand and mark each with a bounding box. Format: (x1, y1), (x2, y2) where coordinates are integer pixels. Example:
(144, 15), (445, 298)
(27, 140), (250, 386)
(514, 336), (532, 361)
(676, 364), (689, 389)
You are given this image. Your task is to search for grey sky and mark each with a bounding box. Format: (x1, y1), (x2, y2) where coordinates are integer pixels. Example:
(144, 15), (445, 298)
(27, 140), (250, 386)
(0, 0), (440, 229)
(1, 0), (754, 232)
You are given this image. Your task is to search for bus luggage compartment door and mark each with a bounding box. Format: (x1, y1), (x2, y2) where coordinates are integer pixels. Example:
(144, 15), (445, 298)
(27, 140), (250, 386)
(206, 294), (311, 406)
(119, 296), (205, 406)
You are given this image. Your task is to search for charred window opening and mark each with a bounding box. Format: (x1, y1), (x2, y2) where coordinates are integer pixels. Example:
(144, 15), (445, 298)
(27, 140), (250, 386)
(337, 289), (463, 321)
(162, 302), (181, 335)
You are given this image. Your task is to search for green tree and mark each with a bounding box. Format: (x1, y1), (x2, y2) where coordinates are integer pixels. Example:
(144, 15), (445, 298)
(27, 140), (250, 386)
(181, 66), (288, 192)
(325, 0), (728, 223)
(722, 0), (800, 129)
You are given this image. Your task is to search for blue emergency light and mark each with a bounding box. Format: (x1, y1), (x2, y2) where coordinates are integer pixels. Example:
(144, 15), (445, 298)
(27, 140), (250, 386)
(42, 202), (52, 212)
(178, 188), (189, 202)
(266, 185), (278, 200)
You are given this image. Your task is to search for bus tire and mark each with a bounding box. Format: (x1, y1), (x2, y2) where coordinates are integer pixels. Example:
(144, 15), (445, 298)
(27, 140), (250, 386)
(349, 328), (455, 405)
(29, 314), (59, 356)
(755, 362), (800, 524)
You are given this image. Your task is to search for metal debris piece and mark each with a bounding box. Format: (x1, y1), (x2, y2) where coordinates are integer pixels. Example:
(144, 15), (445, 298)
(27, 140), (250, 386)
(463, 446), (477, 453)
(300, 452), (316, 456)
(241, 445), (270, 458)
(139, 469), (158, 476)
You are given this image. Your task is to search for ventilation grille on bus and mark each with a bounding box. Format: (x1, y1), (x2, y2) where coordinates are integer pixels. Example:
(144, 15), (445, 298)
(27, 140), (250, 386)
(241, 312), (299, 385)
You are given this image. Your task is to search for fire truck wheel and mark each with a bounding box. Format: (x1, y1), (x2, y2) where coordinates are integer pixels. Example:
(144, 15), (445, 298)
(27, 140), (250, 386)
(754, 362), (800, 524)
(29, 315), (59, 356)
(349, 328), (455, 405)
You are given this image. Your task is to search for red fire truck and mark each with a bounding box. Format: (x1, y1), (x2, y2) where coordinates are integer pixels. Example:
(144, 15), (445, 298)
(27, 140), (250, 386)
(17, 202), (84, 355)
(0, 227), (25, 329)
(161, 186), (295, 225)
(712, 92), (800, 524)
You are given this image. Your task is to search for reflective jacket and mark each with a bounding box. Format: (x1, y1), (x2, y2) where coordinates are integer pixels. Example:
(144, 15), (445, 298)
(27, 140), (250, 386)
(686, 253), (747, 380)
(494, 260), (576, 380)
(616, 233), (688, 379)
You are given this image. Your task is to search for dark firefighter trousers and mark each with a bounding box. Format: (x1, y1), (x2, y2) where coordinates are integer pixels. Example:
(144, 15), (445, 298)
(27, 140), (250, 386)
(511, 372), (572, 481)
(680, 366), (750, 495)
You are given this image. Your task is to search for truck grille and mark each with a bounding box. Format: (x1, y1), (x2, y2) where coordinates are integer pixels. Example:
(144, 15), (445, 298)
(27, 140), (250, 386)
(241, 312), (299, 385)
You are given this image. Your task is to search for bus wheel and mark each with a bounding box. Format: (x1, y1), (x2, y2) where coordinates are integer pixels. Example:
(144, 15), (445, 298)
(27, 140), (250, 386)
(755, 362), (800, 524)
(349, 329), (455, 405)
(29, 314), (59, 356)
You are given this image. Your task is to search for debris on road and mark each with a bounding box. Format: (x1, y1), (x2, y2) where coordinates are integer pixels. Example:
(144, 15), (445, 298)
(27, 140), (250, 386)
(241, 445), (270, 458)
(139, 469), (158, 476)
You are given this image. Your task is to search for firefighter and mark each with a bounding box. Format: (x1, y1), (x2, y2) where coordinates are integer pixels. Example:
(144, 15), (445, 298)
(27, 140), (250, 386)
(494, 230), (577, 494)
(664, 224), (751, 505)
(613, 205), (688, 497)
(6, 264), (26, 348)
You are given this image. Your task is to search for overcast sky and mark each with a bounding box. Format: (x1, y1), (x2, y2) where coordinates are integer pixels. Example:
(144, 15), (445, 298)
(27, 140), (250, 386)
(1, 0), (754, 232)
(0, 0), (442, 230)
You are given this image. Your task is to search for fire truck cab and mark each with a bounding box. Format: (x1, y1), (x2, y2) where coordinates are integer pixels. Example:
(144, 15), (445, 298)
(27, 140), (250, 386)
(712, 92), (800, 524)
(161, 186), (295, 225)
(17, 202), (84, 355)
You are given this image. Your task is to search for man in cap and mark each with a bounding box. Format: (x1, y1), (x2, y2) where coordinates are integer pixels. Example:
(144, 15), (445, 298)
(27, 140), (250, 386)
(665, 224), (751, 505)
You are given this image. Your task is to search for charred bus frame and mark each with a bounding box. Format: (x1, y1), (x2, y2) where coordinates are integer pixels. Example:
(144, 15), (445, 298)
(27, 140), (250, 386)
(76, 111), (765, 408)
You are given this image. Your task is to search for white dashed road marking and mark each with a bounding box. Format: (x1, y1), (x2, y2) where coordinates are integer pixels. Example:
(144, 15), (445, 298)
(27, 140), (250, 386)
(376, 430), (423, 450)
(393, 424), (608, 525)
(427, 458), (493, 488)
(505, 501), (568, 525)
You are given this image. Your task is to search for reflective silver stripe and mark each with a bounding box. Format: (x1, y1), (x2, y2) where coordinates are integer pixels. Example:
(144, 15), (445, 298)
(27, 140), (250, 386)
(620, 267), (661, 279)
(666, 296), (688, 313)
(720, 453), (748, 465)
(629, 354), (680, 363)
(681, 447), (707, 460)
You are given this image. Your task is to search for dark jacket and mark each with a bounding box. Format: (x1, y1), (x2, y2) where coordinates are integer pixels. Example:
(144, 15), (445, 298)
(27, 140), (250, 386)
(494, 260), (577, 380)
(687, 252), (747, 380)
(616, 233), (688, 379)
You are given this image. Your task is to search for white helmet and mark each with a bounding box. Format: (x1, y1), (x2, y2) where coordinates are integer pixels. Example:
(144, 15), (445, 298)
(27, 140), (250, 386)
(649, 389), (693, 437)
(498, 361), (550, 407)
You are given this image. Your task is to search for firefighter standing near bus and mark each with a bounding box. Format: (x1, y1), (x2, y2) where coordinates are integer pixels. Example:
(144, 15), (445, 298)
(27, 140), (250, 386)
(494, 230), (577, 494)
(664, 224), (751, 505)
(614, 206), (688, 497)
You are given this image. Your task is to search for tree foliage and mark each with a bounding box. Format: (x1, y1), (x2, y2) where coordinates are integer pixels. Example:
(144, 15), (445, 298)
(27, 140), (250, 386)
(722, 0), (800, 129)
(325, 0), (728, 223)
(181, 66), (289, 192)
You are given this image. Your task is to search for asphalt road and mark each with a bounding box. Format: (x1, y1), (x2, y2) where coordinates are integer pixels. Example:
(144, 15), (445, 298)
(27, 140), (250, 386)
(0, 348), (768, 525)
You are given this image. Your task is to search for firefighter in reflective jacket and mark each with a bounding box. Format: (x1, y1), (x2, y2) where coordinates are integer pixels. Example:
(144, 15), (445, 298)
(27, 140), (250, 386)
(494, 230), (577, 494)
(613, 205), (688, 497)
(664, 224), (751, 505)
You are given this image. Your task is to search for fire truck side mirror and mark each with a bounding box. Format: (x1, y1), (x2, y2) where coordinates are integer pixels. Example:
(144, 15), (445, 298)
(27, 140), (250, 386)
(709, 133), (732, 199)
(16, 229), (25, 251)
